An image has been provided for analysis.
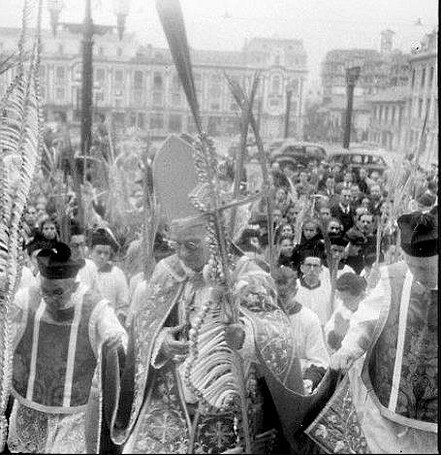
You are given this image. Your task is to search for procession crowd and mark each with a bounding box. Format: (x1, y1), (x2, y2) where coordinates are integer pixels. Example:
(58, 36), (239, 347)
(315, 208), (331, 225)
(4, 139), (438, 454)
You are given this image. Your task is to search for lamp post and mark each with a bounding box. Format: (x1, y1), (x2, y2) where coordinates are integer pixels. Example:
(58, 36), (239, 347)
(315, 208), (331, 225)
(47, 0), (63, 37)
(47, 0), (131, 178)
(284, 84), (293, 139)
(343, 66), (361, 149)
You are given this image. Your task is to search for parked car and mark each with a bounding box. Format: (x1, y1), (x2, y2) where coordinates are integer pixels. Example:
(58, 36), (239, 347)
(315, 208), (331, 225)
(270, 141), (327, 170)
(327, 148), (399, 176)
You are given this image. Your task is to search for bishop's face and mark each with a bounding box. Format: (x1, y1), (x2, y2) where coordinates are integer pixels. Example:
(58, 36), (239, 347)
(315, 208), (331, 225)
(170, 229), (210, 272)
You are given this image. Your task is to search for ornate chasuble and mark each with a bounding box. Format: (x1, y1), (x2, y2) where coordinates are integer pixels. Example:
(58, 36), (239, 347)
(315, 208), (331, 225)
(12, 287), (99, 413)
(365, 262), (438, 427)
(110, 254), (298, 453)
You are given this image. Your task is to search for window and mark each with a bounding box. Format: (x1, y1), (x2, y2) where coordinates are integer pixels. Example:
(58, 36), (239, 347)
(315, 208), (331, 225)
(134, 71), (143, 90)
(99, 47), (104, 56)
(112, 112), (125, 129)
(421, 67), (426, 88)
(171, 74), (181, 91)
(379, 105), (383, 121)
(153, 91), (163, 106)
(429, 66), (434, 86)
(56, 87), (65, 100)
(168, 114), (182, 133)
(391, 106), (395, 123)
(418, 98), (423, 119)
(115, 70), (123, 84)
(129, 112), (137, 127)
(384, 106), (389, 122)
(150, 113), (164, 129)
(171, 92), (181, 106)
(153, 72), (163, 89)
(56, 67), (65, 82)
(96, 68), (105, 82)
(272, 75), (280, 94)
(137, 113), (145, 129)
(209, 74), (221, 98)
(289, 79), (299, 95)
(411, 69), (416, 88)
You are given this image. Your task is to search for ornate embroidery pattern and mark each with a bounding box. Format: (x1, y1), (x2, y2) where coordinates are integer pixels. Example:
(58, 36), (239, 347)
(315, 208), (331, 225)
(131, 367), (189, 454)
(306, 376), (370, 454)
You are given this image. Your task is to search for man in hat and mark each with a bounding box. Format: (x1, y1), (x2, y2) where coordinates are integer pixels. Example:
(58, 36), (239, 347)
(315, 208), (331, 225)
(90, 228), (129, 325)
(8, 242), (127, 453)
(307, 209), (438, 453)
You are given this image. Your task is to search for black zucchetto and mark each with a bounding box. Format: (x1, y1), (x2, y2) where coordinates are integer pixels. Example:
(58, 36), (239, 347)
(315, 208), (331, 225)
(37, 242), (84, 279)
(398, 209), (438, 257)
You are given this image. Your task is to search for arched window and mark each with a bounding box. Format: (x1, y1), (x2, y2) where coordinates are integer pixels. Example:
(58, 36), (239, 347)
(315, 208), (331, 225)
(272, 75), (280, 94)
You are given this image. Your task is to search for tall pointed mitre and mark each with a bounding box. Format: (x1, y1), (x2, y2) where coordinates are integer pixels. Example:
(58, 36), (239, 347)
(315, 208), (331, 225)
(152, 134), (205, 236)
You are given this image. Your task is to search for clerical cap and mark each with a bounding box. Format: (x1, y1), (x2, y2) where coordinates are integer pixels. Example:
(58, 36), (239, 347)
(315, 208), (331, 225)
(344, 229), (367, 246)
(398, 210), (438, 257)
(328, 233), (349, 247)
(91, 228), (118, 251)
(37, 242), (84, 279)
(26, 235), (54, 256)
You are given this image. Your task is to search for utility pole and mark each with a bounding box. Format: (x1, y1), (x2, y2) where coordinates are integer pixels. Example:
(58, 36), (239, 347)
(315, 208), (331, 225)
(343, 66), (361, 149)
(284, 88), (292, 138)
(81, 0), (93, 179)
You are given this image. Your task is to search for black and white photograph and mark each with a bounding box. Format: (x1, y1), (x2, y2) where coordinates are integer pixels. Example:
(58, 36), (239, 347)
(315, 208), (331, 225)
(0, 0), (438, 453)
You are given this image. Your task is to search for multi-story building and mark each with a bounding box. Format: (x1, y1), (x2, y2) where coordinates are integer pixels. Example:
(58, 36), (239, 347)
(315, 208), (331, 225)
(0, 26), (308, 140)
(405, 29), (438, 167)
(317, 30), (411, 145)
(368, 86), (408, 151)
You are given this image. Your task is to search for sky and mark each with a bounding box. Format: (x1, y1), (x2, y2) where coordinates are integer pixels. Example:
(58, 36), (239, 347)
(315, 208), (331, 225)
(0, 0), (438, 84)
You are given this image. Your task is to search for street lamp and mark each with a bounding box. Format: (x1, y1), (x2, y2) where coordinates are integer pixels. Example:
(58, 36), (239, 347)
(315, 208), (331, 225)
(343, 66), (361, 149)
(114, 0), (131, 41)
(284, 81), (294, 139)
(47, 0), (63, 37)
(48, 0), (131, 179)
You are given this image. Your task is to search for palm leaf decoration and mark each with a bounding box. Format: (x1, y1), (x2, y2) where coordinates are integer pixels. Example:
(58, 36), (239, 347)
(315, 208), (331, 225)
(0, 0), (43, 449)
(156, 1), (254, 450)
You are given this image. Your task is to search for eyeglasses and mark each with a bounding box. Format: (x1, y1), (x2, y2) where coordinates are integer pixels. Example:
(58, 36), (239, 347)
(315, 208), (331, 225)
(169, 240), (201, 251)
(303, 263), (321, 268)
(41, 288), (65, 297)
(71, 242), (86, 248)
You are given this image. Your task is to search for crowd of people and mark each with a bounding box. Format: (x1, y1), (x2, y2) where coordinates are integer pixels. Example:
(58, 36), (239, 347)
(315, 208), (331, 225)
(3, 136), (438, 454)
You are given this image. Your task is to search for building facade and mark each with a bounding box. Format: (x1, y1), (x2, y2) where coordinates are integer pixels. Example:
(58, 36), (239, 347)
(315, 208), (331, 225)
(405, 29), (438, 167)
(368, 86), (408, 151)
(0, 26), (308, 140)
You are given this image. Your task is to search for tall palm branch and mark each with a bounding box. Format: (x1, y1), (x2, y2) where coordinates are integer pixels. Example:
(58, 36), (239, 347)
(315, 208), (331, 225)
(0, 0), (43, 449)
